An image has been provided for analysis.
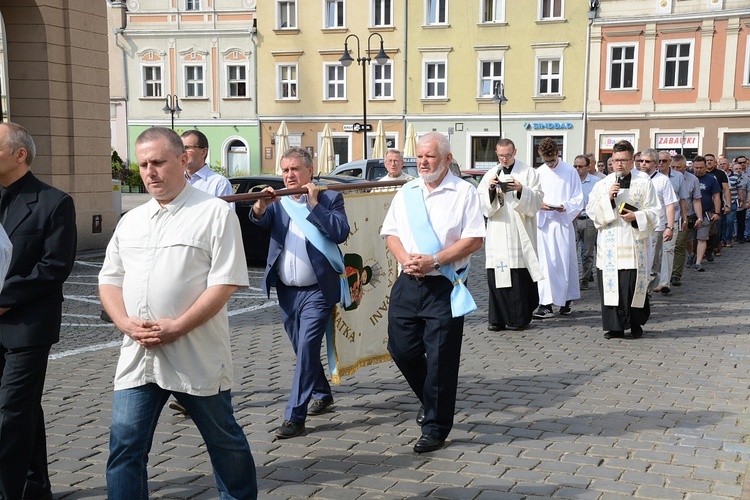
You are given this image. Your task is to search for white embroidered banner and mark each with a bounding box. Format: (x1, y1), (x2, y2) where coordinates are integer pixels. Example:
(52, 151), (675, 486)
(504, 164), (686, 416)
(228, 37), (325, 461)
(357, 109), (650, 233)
(326, 189), (399, 384)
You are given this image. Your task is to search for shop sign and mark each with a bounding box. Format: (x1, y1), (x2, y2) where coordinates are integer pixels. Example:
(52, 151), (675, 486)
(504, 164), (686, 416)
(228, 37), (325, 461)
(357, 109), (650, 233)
(656, 133), (699, 147)
(523, 122), (574, 130)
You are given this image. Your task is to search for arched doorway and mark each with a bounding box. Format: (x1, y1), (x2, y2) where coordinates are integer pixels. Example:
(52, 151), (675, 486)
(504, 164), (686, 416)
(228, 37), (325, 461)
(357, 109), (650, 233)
(226, 138), (250, 177)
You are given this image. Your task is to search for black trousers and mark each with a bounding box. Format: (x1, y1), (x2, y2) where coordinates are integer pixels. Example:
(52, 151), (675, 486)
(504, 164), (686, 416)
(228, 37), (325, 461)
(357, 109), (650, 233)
(487, 268), (538, 328)
(737, 209), (746, 240)
(387, 273), (464, 441)
(597, 269), (650, 332)
(0, 344), (52, 500)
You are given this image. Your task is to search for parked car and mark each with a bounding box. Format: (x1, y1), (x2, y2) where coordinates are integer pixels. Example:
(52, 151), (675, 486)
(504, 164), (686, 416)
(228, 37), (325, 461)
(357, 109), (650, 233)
(331, 157), (462, 181)
(228, 174), (361, 262)
(461, 168), (491, 184)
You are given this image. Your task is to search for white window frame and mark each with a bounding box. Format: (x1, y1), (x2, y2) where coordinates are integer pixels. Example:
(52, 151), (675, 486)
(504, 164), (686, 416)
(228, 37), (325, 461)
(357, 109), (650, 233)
(277, 0), (298, 29)
(185, 0), (200, 10)
(479, 60), (503, 97)
(372, 0), (393, 27)
(141, 64), (163, 98)
(424, 60), (447, 98)
(324, 63), (346, 100)
(537, 57), (562, 96)
(480, 0), (505, 24)
(606, 42), (638, 91)
(426, 0), (448, 25)
(372, 61), (393, 99)
(661, 39), (694, 89)
(745, 35), (750, 86)
(538, 0), (564, 20)
(226, 63), (249, 98)
(183, 64), (205, 98)
(324, 0), (345, 29)
(278, 63), (298, 100)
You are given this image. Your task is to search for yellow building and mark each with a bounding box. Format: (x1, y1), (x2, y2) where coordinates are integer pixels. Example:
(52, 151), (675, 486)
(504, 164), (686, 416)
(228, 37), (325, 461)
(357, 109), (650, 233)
(256, 0), (406, 173)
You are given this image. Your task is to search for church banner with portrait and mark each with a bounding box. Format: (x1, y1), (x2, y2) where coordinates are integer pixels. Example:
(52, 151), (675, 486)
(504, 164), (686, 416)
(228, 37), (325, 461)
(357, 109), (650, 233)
(326, 189), (399, 384)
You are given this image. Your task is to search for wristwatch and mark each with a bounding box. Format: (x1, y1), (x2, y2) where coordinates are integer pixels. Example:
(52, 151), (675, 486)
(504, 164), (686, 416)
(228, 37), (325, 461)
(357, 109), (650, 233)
(432, 254), (441, 270)
(665, 226), (673, 230)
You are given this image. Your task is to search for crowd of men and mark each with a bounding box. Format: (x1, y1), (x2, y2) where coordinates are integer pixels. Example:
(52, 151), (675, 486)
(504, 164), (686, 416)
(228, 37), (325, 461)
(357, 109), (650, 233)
(3, 121), (749, 498)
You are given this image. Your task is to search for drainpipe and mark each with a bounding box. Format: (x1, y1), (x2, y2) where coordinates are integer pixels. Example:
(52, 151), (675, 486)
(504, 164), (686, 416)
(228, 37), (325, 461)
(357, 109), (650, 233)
(583, 1), (599, 154)
(250, 18), (260, 175)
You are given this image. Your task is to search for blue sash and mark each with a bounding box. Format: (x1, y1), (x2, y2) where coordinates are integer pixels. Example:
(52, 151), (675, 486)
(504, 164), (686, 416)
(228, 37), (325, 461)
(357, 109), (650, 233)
(402, 181), (477, 317)
(279, 196), (352, 308)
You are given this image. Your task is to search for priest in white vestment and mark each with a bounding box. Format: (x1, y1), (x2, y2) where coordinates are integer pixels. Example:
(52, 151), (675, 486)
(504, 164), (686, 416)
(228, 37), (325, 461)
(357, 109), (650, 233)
(586, 140), (660, 340)
(478, 139), (544, 331)
(533, 138), (583, 319)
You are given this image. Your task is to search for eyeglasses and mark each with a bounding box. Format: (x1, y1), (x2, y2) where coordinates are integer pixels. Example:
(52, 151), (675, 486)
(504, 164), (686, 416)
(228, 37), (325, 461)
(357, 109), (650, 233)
(496, 153), (514, 159)
(612, 158), (632, 164)
(184, 145), (206, 151)
(738, 161), (748, 165)
(574, 165), (589, 169)
(658, 159), (670, 163)
(639, 159), (654, 163)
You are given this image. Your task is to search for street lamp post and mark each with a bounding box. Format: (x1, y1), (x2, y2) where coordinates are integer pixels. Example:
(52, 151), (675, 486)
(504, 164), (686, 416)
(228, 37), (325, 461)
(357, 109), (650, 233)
(162, 94), (181, 130)
(491, 82), (508, 139)
(339, 33), (389, 160)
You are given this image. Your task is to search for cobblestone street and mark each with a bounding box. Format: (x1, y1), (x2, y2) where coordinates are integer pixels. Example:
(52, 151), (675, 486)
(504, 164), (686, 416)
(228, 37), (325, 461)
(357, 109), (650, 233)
(48, 201), (750, 498)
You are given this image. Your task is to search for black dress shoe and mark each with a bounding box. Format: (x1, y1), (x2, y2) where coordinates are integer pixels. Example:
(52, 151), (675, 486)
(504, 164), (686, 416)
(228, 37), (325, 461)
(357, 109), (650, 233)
(308, 397), (334, 415)
(487, 324), (504, 331)
(275, 420), (305, 439)
(631, 325), (643, 339)
(603, 331), (625, 339)
(413, 434), (445, 453)
(416, 406), (425, 426)
(660, 286), (670, 294)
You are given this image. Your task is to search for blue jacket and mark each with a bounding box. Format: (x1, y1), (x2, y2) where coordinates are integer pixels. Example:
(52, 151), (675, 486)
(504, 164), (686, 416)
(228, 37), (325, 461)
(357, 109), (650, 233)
(252, 190), (349, 307)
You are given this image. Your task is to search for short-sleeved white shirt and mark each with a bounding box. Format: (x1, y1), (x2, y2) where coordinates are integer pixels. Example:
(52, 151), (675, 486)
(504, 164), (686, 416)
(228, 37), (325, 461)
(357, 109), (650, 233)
(380, 173), (486, 274)
(99, 183), (249, 396)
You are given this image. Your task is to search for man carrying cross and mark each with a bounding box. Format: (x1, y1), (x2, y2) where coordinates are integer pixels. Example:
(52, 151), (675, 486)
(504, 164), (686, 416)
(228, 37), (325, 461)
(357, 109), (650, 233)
(477, 138), (544, 331)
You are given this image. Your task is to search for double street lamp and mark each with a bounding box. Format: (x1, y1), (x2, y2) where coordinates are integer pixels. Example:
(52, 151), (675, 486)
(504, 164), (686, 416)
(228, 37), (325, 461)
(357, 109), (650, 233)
(162, 94), (181, 130)
(491, 82), (508, 139)
(339, 33), (389, 160)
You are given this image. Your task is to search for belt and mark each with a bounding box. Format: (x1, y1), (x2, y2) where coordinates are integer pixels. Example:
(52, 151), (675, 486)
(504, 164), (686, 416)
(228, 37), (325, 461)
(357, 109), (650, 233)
(578, 215), (589, 220)
(402, 269), (466, 284)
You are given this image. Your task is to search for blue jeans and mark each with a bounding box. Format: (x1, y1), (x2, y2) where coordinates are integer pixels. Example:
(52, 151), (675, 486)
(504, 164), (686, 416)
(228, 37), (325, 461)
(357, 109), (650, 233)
(722, 203), (737, 243)
(106, 384), (257, 500)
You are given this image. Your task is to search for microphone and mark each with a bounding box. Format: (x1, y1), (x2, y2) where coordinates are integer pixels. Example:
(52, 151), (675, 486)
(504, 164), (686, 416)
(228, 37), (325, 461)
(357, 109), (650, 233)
(615, 172), (621, 184)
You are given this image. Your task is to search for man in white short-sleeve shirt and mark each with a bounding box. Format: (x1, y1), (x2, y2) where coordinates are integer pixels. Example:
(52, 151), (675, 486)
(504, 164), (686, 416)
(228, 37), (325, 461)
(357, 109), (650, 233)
(380, 132), (485, 454)
(99, 127), (256, 500)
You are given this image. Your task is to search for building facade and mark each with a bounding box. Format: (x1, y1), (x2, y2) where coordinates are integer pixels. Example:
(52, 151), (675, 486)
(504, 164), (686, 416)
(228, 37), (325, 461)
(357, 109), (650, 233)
(110, 0), (259, 176)
(587, 0), (750, 163)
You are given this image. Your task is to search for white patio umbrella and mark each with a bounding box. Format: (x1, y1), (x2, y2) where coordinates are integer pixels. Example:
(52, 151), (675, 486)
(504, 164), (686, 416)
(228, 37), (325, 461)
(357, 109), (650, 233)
(274, 121), (290, 175)
(372, 120), (387, 159)
(403, 123), (417, 157)
(318, 123), (335, 174)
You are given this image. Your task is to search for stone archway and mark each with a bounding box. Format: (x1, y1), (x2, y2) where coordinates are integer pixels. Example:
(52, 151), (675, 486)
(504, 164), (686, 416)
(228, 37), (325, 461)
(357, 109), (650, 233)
(1, 1), (114, 251)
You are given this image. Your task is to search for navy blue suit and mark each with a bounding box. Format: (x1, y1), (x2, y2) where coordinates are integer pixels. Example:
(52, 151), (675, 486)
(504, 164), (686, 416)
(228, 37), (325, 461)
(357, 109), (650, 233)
(253, 190), (349, 422)
(0, 172), (77, 499)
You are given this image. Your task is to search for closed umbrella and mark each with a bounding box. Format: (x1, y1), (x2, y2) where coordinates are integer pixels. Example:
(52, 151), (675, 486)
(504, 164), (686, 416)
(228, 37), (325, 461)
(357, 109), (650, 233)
(373, 120), (387, 159)
(318, 123), (335, 174)
(275, 121), (290, 175)
(403, 123), (417, 157)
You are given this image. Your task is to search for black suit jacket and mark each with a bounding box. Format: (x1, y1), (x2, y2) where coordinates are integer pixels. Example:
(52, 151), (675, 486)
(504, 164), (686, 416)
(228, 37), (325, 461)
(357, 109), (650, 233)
(0, 172), (77, 348)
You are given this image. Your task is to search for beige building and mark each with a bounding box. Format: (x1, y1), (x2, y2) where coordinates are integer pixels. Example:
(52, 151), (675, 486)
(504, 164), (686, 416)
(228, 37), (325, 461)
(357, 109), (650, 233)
(255, 0), (406, 173)
(109, 0), (259, 176)
(1, 1), (113, 251)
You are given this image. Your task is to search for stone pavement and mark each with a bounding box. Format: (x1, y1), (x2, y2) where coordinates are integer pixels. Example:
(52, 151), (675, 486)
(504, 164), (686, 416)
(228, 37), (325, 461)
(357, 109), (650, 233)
(52, 213), (750, 499)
